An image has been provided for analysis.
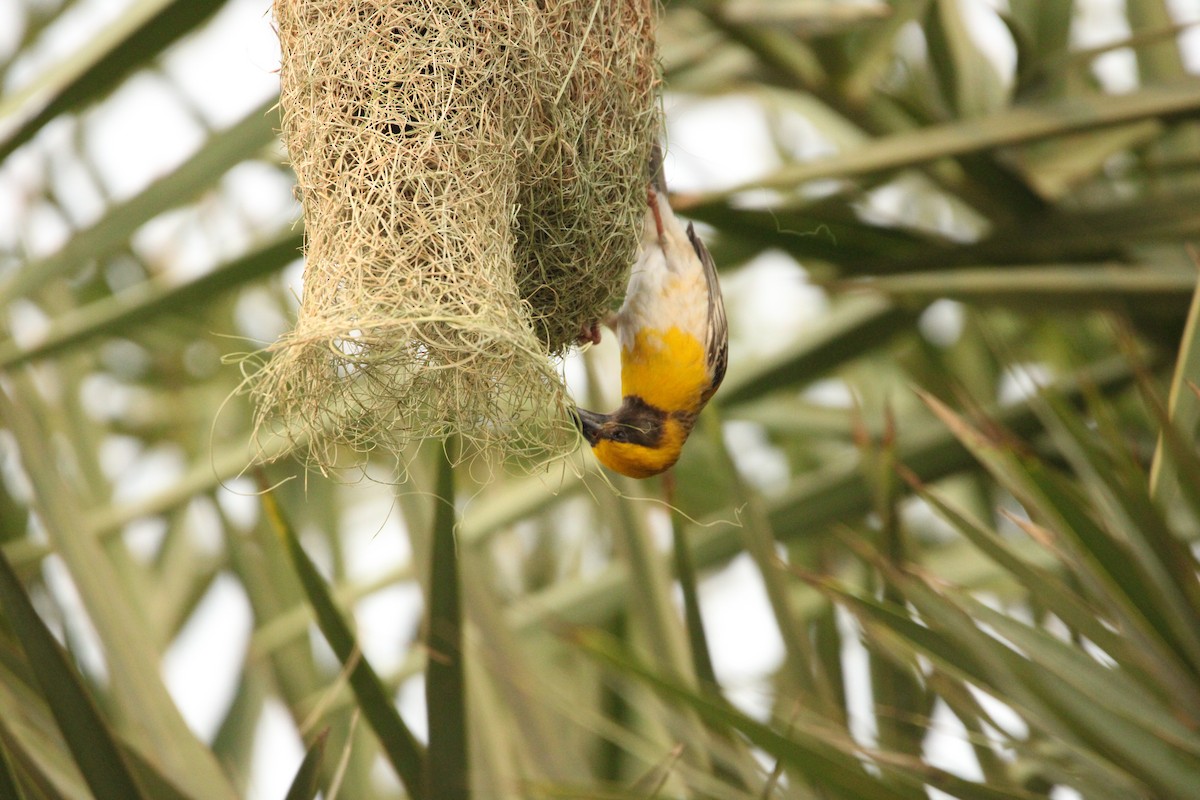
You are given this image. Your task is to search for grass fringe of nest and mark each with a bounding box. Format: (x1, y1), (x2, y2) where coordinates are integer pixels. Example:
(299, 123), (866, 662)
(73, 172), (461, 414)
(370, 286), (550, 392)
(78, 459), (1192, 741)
(251, 0), (660, 478)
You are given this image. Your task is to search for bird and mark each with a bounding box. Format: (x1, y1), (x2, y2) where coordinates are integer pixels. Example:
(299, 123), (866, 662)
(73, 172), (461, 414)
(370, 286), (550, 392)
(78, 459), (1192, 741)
(574, 146), (728, 479)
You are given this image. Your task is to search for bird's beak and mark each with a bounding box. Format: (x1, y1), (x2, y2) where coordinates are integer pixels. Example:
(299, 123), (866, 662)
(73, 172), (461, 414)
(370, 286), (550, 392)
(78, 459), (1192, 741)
(573, 408), (607, 446)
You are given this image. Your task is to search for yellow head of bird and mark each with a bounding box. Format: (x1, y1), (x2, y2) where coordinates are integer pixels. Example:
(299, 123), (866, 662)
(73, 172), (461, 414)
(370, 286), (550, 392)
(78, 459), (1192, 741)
(575, 401), (692, 478)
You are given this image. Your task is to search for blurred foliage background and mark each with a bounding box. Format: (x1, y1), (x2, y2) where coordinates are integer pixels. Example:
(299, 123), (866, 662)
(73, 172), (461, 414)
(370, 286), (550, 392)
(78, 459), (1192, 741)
(2, 0), (1200, 798)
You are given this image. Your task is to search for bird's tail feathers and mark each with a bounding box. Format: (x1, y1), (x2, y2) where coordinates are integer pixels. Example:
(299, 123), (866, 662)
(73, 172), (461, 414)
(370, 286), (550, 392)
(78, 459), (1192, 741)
(648, 141), (668, 195)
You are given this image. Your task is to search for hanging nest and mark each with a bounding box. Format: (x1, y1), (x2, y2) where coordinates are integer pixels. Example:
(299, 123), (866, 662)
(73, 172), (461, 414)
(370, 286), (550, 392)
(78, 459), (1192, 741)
(255, 0), (659, 472)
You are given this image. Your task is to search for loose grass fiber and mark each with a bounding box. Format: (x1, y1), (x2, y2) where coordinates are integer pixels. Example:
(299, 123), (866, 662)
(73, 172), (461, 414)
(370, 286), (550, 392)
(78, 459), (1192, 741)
(256, 0), (658, 473)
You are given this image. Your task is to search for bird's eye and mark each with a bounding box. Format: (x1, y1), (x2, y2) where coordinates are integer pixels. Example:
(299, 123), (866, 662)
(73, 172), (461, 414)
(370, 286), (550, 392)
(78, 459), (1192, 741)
(610, 427), (629, 442)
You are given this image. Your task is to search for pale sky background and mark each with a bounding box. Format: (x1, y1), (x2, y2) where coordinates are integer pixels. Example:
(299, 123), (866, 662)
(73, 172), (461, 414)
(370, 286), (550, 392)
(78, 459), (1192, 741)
(2, 1), (1200, 798)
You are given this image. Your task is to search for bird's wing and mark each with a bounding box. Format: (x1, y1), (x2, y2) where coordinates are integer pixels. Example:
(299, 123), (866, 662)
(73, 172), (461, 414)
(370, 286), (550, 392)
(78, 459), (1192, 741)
(686, 222), (728, 404)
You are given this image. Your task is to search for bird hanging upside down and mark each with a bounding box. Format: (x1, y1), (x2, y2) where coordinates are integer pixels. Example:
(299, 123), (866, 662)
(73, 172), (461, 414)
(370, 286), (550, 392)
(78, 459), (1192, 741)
(574, 150), (728, 479)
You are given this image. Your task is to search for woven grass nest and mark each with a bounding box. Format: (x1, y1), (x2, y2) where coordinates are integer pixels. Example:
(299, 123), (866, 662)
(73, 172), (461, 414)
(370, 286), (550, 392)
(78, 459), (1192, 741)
(255, 0), (659, 472)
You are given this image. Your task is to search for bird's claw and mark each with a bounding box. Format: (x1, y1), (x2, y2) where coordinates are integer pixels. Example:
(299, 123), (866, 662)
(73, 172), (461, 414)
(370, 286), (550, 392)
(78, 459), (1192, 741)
(576, 321), (602, 347)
